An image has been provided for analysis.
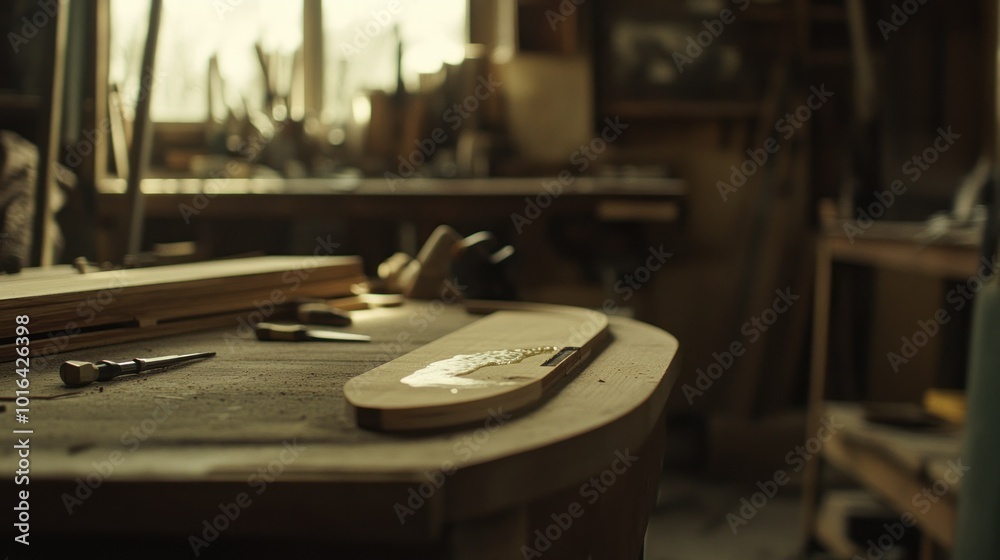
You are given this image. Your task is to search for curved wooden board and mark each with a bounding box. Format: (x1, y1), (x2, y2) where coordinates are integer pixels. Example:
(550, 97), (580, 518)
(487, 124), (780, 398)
(345, 303), (609, 431)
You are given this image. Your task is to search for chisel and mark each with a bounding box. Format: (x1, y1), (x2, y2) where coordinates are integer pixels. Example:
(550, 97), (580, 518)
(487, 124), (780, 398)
(60, 352), (216, 387)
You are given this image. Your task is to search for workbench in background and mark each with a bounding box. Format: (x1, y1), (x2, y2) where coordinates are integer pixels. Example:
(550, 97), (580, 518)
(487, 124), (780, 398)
(95, 176), (686, 329)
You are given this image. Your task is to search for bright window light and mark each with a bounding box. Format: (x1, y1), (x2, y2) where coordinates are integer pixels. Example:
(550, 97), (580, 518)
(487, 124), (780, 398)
(322, 0), (467, 123)
(110, 0), (466, 124)
(110, 0), (303, 122)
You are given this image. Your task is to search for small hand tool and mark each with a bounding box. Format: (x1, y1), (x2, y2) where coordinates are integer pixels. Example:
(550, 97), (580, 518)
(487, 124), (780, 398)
(297, 302), (353, 325)
(272, 300), (353, 326)
(452, 231), (517, 300)
(60, 352), (216, 387)
(255, 322), (371, 342)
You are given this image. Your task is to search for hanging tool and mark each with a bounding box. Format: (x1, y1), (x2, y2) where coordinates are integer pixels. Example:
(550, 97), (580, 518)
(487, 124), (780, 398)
(60, 352), (216, 387)
(255, 322), (371, 342)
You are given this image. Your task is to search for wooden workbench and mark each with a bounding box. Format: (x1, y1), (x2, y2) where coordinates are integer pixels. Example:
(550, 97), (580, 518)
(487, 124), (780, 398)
(1, 302), (679, 558)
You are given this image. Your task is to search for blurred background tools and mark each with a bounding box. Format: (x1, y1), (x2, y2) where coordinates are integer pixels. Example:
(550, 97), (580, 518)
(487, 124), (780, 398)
(60, 351), (216, 387)
(254, 322), (371, 342)
(378, 225), (516, 300)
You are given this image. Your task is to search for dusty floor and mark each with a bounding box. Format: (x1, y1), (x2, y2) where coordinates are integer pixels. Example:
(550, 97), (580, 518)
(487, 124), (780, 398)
(645, 472), (805, 560)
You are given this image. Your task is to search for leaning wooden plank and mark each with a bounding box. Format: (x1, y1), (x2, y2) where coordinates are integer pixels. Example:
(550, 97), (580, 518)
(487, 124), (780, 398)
(0, 256), (362, 329)
(0, 256), (365, 361)
(345, 304), (609, 431)
(3, 275), (362, 334)
(0, 311), (238, 366)
(0, 256), (362, 300)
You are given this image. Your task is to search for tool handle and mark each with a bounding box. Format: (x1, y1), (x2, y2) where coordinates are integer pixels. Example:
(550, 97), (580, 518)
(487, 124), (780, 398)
(96, 360), (125, 381)
(296, 303), (352, 326)
(255, 322), (308, 341)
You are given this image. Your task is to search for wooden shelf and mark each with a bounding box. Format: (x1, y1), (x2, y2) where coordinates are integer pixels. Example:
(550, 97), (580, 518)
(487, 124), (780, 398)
(822, 223), (983, 280)
(97, 175), (687, 197)
(820, 402), (961, 550)
(816, 490), (909, 558)
(804, 218), (978, 556)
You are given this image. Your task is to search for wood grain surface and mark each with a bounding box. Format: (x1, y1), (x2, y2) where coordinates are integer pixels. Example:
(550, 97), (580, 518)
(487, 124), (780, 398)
(345, 303), (609, 431)
(0, 256), (365, 362)
(1, 302), (679, 548)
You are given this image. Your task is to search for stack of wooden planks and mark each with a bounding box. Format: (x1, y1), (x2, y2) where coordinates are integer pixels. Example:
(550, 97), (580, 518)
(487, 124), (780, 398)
(0, 256), (365, 362)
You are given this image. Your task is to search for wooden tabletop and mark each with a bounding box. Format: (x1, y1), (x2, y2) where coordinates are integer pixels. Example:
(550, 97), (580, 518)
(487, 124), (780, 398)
(3, 302), (679, 545)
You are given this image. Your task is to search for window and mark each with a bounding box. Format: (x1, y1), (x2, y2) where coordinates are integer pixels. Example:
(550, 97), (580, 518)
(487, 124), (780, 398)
(110, 0), (466, 125)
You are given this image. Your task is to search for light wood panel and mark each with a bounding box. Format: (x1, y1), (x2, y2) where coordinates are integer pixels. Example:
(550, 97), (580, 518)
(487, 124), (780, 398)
(345, 303), (609, 430)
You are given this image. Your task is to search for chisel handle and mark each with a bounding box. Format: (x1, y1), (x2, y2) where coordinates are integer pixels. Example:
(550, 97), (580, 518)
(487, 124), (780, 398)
(255, 322), (309, 341)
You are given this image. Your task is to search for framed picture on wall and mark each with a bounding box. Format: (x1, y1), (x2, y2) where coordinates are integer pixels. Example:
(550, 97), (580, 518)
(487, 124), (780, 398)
(593, 0), (784, 119)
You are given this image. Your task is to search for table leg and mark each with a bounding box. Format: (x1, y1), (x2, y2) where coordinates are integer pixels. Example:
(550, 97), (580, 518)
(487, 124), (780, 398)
(802, 236), (832, 548)
(450, 506), (529, 560)
(448, 411), (666, 559)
